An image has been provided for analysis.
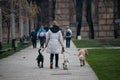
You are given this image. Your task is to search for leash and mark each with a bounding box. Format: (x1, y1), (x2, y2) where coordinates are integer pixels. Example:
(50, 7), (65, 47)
(64, 50), (77, 56)
(40, 48), (46, 53)
(61, 51), (66, 60)
(62, 51), (70, 71)
(63, 52), (66, 60)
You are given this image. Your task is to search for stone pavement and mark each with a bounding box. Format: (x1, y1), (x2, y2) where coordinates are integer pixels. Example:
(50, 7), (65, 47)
(0, 41), (99, 80)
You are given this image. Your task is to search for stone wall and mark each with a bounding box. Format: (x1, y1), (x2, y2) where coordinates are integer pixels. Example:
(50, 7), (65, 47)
(55, 0), (77, 38)
(97, 0), (115, 39)
(76, 0), (115, 39)
(55, 0), (70, 29)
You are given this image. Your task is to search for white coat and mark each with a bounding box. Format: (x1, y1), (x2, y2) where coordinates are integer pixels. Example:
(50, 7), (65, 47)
(45, 29), (64, 54)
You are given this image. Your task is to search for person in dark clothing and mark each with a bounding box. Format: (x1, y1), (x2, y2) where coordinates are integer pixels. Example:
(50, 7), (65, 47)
(64, 26), (72, 48)
(45, 20), (64, 69)
(44, 25), (49, 32)
(30, 29), (37, 48)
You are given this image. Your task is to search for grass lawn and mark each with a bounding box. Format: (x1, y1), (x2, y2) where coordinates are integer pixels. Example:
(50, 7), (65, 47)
(73, 39), (120, 80)
(0, 42), (31, 59)
(73, 39), (120, 48)
(88, 49), (120, 80)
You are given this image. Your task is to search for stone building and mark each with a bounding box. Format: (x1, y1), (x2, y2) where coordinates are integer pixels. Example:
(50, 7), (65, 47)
(41, 0), (120, 39)
(1, 0), (120, 43)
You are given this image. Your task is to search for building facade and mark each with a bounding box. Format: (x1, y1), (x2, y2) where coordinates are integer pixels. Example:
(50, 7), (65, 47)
(1, 0), (120, 43)
(49, 0), (120, 39)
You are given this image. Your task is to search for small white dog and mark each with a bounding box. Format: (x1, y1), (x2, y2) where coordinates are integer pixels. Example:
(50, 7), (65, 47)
(78, 49), (88, 67)
(63, 59), (69, 70)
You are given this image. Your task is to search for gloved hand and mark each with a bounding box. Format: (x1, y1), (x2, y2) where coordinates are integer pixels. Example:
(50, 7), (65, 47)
(45, 45), (47, 48)
(62, 47), (65, 52)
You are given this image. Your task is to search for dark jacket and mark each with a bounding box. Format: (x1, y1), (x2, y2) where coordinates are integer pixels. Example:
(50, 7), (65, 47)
(30, 31), (37, 40)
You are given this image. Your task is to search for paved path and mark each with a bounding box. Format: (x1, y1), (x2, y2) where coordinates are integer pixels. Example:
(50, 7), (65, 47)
(0, 41), (98, 80)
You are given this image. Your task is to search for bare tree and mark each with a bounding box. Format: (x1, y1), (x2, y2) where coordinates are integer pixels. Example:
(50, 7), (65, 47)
(1, 1), (10, 44)
(0, 1), (11, 49)
(0, 7), (2, 50)
(114, 0), (120, 38)
(28, 1), (40, 29)
(52, 0), (56, 20)
(19, 0), (24, 46)
(10, 0), (16, 50)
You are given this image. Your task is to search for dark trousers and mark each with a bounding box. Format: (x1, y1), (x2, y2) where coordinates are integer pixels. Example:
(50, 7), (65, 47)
(66, 38), (71, 48)
(50, 54), (59, 67)
(32, 39), (37, 48)
(39, 36), (45, 48)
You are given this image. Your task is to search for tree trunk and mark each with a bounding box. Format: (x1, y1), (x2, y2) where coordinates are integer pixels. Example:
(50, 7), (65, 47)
(76, 0), (83, 39)
(26, 18), (29, 37)
(19, 0), (24, 46)
(114, 0), (120, 38)
(52, 0), (56, 20)
(25, 1), (30, 41)
(0, 8), (2, 50)
(10, 0), (16, 50)
(30, 18), (34, 30)
(7, 22), (10, 44)
(86, 0), (94, 39)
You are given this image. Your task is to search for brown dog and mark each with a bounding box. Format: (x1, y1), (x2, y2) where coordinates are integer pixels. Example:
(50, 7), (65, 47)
(78, 49), (88, 67)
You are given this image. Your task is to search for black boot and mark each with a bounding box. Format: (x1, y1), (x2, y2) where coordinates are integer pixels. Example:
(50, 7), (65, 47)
(50, 63), (53, 69)
(55, 54), (59, 68)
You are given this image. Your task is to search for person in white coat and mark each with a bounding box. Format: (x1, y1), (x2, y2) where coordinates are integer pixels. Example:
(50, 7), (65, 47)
(45, 20), (64, 69)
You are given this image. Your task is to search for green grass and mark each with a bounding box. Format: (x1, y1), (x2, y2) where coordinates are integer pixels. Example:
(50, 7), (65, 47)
(73, 39), (120, 80)
(73, 39), (120, 48)
(87, 49), (120, 80)
(73, 40), (107, 48)
(2, 43), (12, 49)
(0, 42), (31, 59)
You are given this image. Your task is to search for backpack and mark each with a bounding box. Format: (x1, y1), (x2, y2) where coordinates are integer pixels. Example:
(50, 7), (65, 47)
(66, 31), (71, 37)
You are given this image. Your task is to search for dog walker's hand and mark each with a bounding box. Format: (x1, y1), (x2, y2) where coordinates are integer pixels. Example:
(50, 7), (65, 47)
(45, 45), (47, 48)
(62, 47), (65, 52)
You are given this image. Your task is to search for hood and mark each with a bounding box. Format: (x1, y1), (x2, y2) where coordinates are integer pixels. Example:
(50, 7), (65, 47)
(50, 25), (60, 33)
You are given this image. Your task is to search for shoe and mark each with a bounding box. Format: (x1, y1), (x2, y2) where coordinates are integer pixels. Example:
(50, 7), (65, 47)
(55, 66), (59, 69)
(50, 63), (53, 69)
